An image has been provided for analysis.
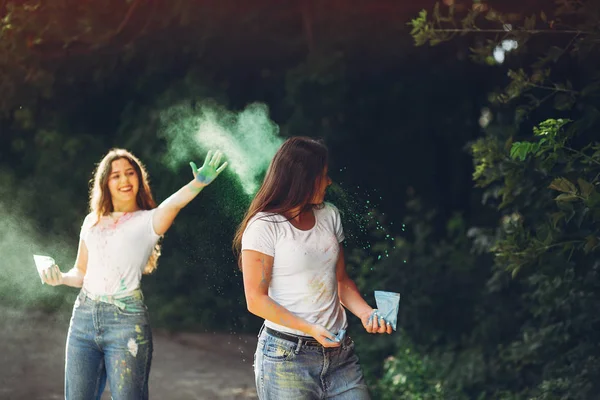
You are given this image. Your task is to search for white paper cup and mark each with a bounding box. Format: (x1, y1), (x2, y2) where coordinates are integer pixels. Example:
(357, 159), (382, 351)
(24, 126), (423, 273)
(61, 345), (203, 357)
(33, 255), (55, 284)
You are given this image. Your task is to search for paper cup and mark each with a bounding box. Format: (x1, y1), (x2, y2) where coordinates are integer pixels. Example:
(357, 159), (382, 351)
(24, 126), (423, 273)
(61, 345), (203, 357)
(33, 255), (55, 284)
(374, 290), (400, 331)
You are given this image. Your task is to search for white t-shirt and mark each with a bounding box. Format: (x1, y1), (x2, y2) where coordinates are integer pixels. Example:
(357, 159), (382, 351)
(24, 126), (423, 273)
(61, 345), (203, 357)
(80, 209), (160, 296)
(241, 202), (348, 336)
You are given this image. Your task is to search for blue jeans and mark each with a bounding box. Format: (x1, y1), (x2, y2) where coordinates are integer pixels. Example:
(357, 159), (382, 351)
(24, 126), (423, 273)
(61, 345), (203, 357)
(254, 326), (371, 399)
(65, 290), (153, 400)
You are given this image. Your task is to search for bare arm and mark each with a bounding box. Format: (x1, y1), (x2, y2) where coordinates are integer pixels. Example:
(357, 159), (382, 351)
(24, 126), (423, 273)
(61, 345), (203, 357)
(153, 179), (206, 235)
(153, 150), (228, 236)
(242, 250), (339, 346)
(42, 239), (87, 288)
(242, 250), (312, 332)
(336, 245), (373, 319)
(336, 244), (392, 334)
(61, 240), (88, 288)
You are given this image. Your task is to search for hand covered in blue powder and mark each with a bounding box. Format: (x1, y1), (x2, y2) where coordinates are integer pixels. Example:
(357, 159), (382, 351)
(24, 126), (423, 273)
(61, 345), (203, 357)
(309, 324), (342, 348)
(361, 309), (393, 334)
(325, 329), (346, 343)
(189, 150), (228, 186)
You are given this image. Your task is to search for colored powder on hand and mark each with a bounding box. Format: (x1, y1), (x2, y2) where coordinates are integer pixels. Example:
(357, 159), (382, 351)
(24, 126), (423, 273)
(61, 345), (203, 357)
(325, 328), (346, 343)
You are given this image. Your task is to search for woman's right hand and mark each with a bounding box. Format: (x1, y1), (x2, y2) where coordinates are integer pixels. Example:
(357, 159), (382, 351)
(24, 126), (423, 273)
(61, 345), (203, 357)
(309, 324), (342, 348)
(41, 265), (64, 286)
(189, 150), (228, 187)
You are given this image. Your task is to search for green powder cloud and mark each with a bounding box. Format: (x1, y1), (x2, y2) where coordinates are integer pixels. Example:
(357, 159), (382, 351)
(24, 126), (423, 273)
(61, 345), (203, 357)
(0, 200), (75, 312)
(158, 102), (282, 196)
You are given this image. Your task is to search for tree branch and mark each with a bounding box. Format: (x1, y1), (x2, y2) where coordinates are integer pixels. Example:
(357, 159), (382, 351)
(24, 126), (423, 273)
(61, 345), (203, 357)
(526, 83), (579, 94)
(138, 0), (157, 36)
(112, 0), (144, 39)
(564, 147), (600, 166)
(429, 28), (587, 34)
(29, 0), (147, 58)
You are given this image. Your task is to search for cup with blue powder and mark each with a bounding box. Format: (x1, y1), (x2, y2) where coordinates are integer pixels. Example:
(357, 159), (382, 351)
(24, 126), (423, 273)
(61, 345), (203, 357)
(368, 290), (400, 330)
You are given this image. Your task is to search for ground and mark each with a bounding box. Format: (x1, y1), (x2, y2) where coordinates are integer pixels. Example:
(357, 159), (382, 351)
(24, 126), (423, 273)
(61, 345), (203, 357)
(0, 306), (258, 400)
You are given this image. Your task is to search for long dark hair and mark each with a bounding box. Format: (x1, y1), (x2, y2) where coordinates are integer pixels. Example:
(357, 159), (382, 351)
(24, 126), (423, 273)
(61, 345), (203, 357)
(233, 136), (329, 262)
(89, 148), (161, 274)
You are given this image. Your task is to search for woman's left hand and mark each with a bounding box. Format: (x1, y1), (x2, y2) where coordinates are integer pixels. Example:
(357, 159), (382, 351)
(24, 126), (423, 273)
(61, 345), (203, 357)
(189, 150), (228, 186)
(360, 309), (393, 334)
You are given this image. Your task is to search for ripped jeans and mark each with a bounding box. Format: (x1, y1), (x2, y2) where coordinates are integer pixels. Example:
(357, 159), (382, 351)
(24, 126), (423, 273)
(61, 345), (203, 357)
(65, 289), (153, 400)
(254, 325), (371, 399)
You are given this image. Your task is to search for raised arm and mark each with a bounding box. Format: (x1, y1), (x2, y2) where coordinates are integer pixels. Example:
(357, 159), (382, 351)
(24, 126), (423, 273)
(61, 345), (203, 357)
(153, 150), (228, 235)
(336, 244), (392, 334)
(242, 249), (339, 347)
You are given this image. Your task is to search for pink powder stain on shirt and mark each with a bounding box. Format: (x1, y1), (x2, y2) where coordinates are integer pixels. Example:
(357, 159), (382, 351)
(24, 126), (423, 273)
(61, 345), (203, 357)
(109, 212), (134, 230)
(94, 212), (136, 233)
(320, 235), (339, 255)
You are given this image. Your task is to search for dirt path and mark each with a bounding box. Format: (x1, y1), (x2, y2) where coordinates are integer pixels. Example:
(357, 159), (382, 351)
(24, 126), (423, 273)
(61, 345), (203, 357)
(0, 306), (258, 399)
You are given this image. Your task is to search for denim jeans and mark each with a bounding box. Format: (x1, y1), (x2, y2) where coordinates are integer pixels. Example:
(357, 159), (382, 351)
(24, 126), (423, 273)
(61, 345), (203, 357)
(65, 290), (153, 400)
(254, 326), (371, 399)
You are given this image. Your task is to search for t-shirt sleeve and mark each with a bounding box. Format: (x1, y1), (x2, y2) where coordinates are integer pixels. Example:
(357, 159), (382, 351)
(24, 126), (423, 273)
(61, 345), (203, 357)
(329, 204), (345, 243)
(241, 215), (277, 257)
(79, 213), (95, 243)
(146, 209), (161, 241)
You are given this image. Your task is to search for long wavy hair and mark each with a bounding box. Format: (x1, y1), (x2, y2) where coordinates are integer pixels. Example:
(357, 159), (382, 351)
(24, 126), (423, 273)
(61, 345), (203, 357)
(89, 148), (161, 274)
(233, 136), (329, 266)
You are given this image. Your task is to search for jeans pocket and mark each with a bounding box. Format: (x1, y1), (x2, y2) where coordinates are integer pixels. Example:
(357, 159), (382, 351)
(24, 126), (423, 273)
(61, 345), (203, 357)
(262, 339), (295, 362)
(115, 300), (148, 316)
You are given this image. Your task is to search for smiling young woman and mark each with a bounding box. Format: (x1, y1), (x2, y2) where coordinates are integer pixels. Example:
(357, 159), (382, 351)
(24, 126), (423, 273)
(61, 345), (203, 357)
(41, 147), (227, 399)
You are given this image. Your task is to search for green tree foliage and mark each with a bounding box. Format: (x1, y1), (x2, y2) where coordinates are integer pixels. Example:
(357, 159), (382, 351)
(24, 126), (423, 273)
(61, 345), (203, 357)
(10, 4), (594, 398)
(2, 1), (492, 334)
(390, 1), (600, 398)
(376, 335), (450, 400)
(341, 195), (488, 399)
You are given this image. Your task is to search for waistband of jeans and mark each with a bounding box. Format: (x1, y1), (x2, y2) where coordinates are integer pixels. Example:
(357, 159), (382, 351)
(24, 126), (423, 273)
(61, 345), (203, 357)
(265, 327), (322, 347)
(81, 288), (143, 309)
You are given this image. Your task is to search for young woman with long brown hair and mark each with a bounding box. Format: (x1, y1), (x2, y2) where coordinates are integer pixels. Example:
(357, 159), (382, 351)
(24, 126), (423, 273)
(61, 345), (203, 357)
(41, 148), (227, 399)
(234, 136), (392, 399)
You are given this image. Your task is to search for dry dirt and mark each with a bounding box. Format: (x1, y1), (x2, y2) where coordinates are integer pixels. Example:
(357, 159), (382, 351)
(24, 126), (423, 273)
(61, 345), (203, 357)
(0, 306), (258, 400)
